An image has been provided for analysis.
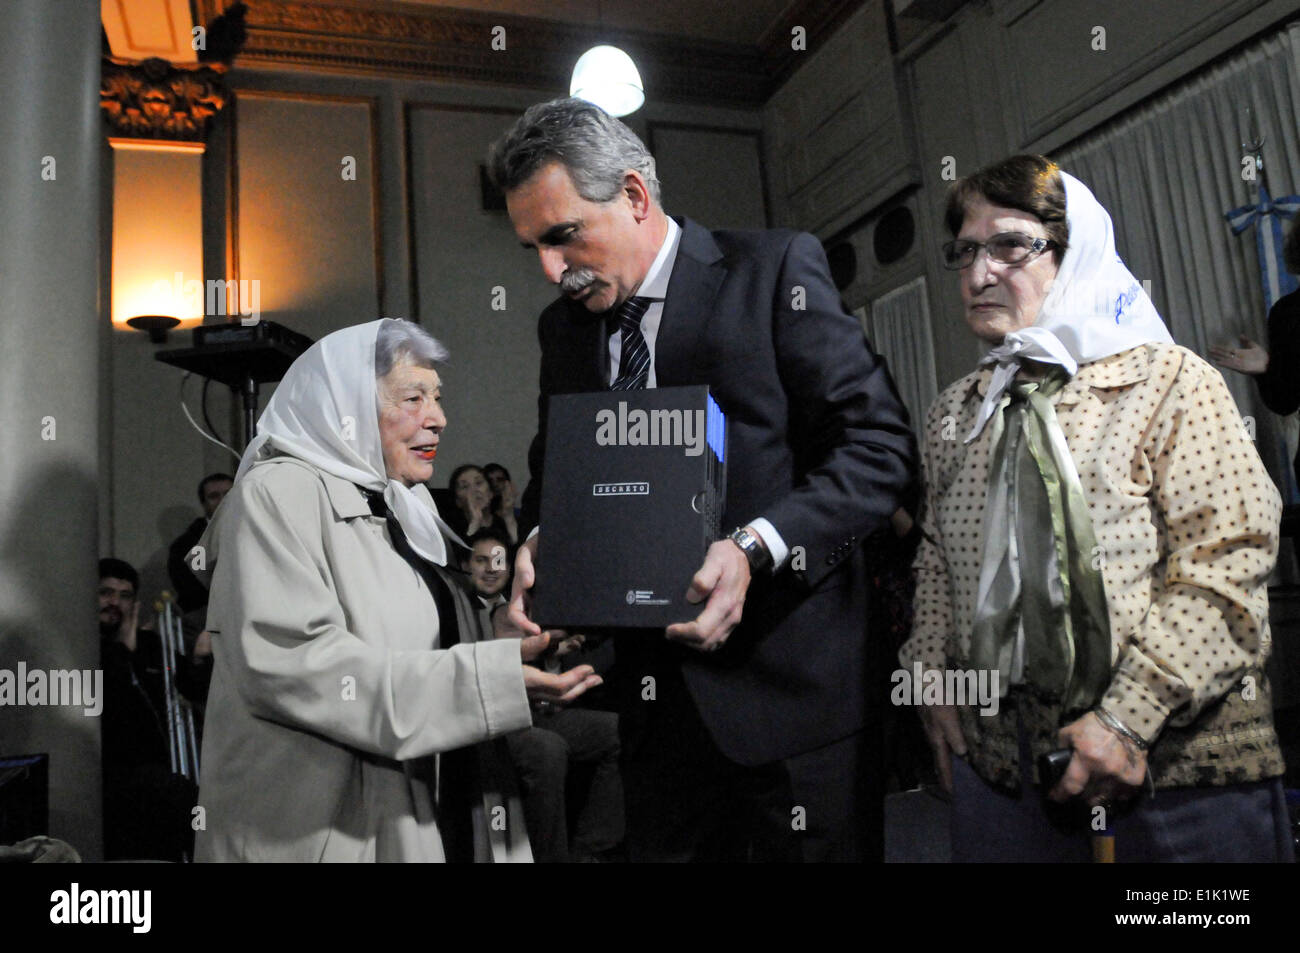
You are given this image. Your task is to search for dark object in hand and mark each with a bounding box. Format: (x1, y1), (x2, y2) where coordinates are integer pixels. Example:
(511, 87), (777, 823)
(1038, 748), (1072, 791)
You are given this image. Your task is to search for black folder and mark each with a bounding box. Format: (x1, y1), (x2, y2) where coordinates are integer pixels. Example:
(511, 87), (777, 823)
(533, 386), (726, 628)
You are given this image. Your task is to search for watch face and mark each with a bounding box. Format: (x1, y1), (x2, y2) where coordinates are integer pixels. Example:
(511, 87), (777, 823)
(732, 530), (766, 569)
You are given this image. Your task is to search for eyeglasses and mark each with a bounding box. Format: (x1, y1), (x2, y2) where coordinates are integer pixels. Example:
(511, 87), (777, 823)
(941, 232), (1057, 270)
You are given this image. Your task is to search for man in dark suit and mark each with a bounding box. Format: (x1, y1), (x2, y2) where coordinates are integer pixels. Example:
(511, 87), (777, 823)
(488, 98), (916, 861)
(167, 472), (233, 614)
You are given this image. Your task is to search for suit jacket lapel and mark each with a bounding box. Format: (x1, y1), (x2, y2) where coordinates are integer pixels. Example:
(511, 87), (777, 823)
(550, 298), (611, 390)
(655, 217), (725, 387)
(590, 307), (609, 387)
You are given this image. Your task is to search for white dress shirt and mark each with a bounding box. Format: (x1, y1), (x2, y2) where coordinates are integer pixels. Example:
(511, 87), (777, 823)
(602, 218), (789, 569)
(607, 217), (680, 388)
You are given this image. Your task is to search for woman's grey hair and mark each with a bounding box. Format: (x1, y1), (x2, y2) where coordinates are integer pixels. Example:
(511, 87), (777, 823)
(487, 97), (661, 206)
(375, 318), (448, 379)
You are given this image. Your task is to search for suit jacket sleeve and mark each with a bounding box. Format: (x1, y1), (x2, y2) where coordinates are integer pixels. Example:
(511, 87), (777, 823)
(519, 300), (573, 535)
(759, 231), (918, 588)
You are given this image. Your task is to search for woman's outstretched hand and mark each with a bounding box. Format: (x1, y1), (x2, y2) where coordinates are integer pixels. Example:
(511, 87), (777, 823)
(499, 611), (603, 706)
(1208, 335), (1268, 375)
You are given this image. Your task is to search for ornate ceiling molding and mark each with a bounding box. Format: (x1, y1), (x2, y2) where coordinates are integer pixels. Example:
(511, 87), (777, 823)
(194, 0), (807, 107)
(100, 3), (248, 149)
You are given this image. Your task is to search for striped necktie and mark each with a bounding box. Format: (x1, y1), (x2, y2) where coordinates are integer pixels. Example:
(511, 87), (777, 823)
(610, 296), (652, 390)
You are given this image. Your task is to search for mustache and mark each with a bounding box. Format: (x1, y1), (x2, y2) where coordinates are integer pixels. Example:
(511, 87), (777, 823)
(559, 268), (597, 294)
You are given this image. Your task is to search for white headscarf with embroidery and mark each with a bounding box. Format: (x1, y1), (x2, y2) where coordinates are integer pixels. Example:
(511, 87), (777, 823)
(966, 170), (1174, 443)
(236, 318), (455, 565)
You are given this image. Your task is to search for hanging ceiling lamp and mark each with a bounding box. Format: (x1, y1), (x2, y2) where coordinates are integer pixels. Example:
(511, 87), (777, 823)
(570, 44), (644, 116)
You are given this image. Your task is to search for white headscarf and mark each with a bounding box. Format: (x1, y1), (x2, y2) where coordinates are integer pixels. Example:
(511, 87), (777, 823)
(965, 170), (1174, 442)
(236, 318), (456, 565)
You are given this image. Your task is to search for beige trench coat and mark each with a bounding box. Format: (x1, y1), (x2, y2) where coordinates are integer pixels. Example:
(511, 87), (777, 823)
(193, 455), (533, 862)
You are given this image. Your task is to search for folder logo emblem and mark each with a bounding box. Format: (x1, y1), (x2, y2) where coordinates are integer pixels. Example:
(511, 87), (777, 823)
(626, 589), (670, 606)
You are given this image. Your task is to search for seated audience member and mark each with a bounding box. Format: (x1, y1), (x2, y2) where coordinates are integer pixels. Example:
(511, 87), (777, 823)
(98, 558), (199, 862)
(165, 473), (228, 714)
(444, 463), (510, 547)
(503, 673), (624, 862)
(484, 462), (521, 543)
(167, 472), (232, 614)
(465, 527), (622, 862)
(463, 528), (512, 620)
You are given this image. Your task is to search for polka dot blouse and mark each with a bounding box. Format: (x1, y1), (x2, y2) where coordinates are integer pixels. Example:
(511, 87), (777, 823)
(902, 343), (1282, 746)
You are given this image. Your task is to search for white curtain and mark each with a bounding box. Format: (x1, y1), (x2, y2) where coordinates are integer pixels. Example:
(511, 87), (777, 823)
(1055, 23), (1300, 503)
(867, 276), (940, 433)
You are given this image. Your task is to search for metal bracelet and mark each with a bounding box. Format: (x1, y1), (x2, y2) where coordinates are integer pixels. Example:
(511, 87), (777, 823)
(1093, 705), (1150, 752)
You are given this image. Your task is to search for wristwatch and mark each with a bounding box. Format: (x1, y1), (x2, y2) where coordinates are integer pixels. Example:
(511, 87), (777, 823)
(728, 526), (772, 573)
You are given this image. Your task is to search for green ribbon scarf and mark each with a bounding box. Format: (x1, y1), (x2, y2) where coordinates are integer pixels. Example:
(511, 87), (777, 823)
(968, 369), (1112, 715)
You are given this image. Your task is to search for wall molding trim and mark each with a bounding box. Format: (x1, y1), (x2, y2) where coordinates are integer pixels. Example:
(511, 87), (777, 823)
(198, 0), (872, 107)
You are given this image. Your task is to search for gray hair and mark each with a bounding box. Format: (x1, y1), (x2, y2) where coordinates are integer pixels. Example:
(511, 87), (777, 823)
(486, 97), (661, 206)
(375, 318), (448, 379)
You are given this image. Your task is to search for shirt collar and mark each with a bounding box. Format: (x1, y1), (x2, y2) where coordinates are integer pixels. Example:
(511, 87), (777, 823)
(634, 216), (681, 301)
(1075, 343), (1152, 388)
(323, 470), (379, 519)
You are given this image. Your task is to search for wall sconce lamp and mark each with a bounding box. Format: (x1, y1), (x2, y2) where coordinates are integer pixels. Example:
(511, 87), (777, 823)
(100, 2), (245, 341)
(109, 138), (207, 342)
(125, 314), (182, 343)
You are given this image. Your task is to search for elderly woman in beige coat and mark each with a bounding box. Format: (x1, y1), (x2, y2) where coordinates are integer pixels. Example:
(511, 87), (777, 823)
(194, 318), (599, 862)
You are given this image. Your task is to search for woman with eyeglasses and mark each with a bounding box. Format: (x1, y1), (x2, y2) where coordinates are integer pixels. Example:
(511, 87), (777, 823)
(902, 154), (1292, 861)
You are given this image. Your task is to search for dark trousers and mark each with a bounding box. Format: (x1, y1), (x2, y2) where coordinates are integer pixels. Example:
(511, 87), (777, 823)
(618, 662), (870, 862)
(505, 707), (624, 862)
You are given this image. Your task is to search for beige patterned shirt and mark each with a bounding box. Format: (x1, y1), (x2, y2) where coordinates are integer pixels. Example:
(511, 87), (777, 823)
(902, 342), (1285, 787)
